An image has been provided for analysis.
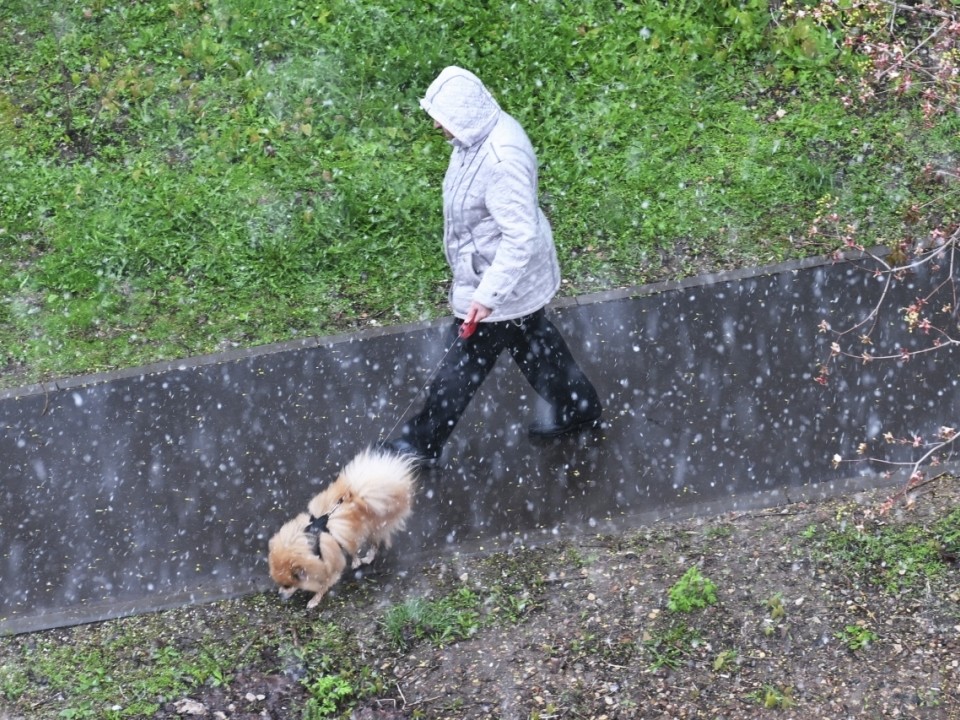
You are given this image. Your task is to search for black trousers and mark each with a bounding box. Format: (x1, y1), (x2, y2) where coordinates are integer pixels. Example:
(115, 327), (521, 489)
(398, 309), (601, 458)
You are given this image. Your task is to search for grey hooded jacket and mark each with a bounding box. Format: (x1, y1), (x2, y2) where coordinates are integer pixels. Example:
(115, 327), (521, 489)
(419, 66), (561, 321)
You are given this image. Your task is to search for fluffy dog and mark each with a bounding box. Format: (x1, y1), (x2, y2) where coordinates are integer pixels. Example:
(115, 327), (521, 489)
(268, 448), (416, 608)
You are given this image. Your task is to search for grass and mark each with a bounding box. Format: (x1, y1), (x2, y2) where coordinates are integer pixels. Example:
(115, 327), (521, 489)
(0, 595), (382, 719)
(380, 548), (552, 651)
(2, 1), (958, 388)
(1, 615), (252, 718)
(382, 588), (483, 651)
(644, 620), (703, 671)
(808, 505), (960, 594)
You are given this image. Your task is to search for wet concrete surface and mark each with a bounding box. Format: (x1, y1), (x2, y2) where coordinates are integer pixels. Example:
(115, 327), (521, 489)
(2, 256), (957, 634)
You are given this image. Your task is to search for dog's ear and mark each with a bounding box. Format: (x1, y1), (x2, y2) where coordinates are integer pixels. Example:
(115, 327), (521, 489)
(293, 566), (307, 582)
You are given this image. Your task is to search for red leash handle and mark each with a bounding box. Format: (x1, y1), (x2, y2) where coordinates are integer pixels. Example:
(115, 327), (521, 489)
(458, 320), (477, 339)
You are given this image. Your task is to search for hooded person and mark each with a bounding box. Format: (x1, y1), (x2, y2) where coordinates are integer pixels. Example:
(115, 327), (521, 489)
(382, 66), (602, 464)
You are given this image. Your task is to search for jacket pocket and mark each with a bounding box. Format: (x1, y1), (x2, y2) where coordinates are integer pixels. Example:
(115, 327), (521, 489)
(470, 251), (490, 277)
(454, 252), (480, 287)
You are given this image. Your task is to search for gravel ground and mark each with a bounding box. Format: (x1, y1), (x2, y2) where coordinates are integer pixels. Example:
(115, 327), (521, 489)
(340, 479), (960, 720)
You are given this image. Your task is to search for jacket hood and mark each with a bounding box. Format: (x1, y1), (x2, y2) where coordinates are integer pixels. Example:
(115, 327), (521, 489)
(419, 66), (501, 147)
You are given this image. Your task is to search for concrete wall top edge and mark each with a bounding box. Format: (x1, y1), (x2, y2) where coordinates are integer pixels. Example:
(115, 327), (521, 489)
(0, 248), (878, 401)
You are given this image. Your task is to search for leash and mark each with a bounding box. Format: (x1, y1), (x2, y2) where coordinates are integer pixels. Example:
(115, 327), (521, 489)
(306, 497), (343, 535)
(381, 319), (476, 441)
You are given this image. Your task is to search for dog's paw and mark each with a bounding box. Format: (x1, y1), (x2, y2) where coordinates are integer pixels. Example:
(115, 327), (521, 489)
(354, 549), (377, 568)
(306, 593), (324, 609)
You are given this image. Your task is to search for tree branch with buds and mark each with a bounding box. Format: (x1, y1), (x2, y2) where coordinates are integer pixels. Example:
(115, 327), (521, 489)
(799, 0), (960, 507)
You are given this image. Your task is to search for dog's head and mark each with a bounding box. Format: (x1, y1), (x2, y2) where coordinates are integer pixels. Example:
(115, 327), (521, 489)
(267, 515), (345, 603)
(268, 544), (310, 600)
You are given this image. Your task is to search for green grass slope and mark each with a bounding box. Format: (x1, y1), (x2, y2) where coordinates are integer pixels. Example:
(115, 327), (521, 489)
(1, 0), (956, 387)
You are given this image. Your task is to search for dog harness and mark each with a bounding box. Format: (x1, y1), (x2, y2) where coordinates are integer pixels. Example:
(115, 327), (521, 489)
(305, 513), (330, 556)
(304, 498), (345, 559)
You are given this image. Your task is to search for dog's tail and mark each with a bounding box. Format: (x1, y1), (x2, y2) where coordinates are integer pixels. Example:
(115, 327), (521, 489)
(339, 447), (417, 518)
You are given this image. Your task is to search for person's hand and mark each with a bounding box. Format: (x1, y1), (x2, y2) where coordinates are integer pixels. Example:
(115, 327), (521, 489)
(465, 301), (492, 325)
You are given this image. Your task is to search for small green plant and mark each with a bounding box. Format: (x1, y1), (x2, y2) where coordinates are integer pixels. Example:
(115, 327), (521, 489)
(491, 590), (534, 624)
(761, 592), (788, 637)
(836, 624), (878, 651)
(917, 687), (943, 708)
(713, 648), (738, 673)
(766, 592), (786, 620)
(302, 674), (354, 719)
(667, 567), (718, 613)
(749, 685), (796, 710)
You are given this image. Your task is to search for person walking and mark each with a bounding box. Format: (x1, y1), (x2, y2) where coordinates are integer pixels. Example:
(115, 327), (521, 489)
(384, 66), (602, 463)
